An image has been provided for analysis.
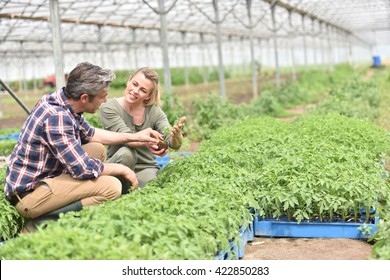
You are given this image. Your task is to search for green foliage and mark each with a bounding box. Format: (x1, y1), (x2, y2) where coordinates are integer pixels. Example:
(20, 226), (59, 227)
(166, 67), (230, 86)
(0, 128), (20, 137)
(0, 140), (17, 156)
(161, 93), (186, 126)
(1, 64), (389, 259)
(310, 78), (381, 120)
(83, 113), (103, 129)
(109, 67), (231, 90)
(189, 94), (247, 140)
(372, 206), (390, 259)
(1, 113), (388, 259)
(0, 166), (24, 241)
(110, 70), (131, 90)
(250, 89), (284, 117)
(0, 129), (19, 156)
(201, 114), (390, 224)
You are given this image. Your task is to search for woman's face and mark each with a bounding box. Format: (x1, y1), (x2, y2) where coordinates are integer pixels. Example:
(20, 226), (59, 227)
(124, 71), (154, 105)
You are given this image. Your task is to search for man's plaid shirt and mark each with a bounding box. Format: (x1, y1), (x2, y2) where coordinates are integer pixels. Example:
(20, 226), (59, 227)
(4, 89), (104, 198)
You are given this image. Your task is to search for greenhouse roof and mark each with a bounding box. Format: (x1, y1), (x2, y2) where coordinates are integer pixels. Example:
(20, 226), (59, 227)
(1, 0), (389, 60)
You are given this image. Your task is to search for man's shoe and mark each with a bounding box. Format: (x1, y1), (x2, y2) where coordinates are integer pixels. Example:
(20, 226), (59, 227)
(19, 200), (83, 234)
(20, 220), (38, 234)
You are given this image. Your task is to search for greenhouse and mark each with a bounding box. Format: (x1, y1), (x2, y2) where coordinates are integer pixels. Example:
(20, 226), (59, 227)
(1, 0), (390, 271)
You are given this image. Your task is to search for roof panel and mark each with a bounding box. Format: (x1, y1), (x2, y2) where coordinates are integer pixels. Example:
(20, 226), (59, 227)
(0, 0), (389, 76)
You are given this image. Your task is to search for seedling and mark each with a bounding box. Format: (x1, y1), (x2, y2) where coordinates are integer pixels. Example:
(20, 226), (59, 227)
(157, 117), (186, 150)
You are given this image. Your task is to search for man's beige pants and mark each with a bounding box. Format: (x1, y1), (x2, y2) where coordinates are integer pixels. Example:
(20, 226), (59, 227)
(15, 143), (121, 219)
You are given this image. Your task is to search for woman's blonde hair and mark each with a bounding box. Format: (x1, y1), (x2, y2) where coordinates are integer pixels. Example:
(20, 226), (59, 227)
(128, 67), (161, 107)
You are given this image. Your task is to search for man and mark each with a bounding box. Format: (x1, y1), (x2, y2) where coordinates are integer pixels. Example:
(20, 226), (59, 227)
(4, 62), (163, 232)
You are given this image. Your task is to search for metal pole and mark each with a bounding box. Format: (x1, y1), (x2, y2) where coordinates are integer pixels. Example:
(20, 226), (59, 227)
(97, 26), (105, 67)
(20, 41), (28, 97)
(180, 32), (189, 88)
(132, 29), (139, 70)
(158, 0), (172, 104)
(327, 25), (334, 71)
(271, 3), (280, 88)
(199, 34), (209, 84)
(288, 11), (296, 81)
(49, 0), (65, 89)
(348, 34), (354, 65)
(0, 79), (31, 115)
(312, 19), (317, 66)
(213, 0), (226, 98)
(301, 15), (308, 69)
(320, 23), (326, 66)
(246, 0), (258, 99)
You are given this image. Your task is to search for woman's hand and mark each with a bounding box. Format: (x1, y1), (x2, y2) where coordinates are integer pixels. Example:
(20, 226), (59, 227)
(170, 116), (186, 149)
(170, 117), (186, 137)
(146, 142), (169, 156)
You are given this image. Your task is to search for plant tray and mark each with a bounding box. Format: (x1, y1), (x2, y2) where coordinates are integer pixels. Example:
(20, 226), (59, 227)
(215, 221), (254, 260)
(0, 132), (19, 142)
(156, 152), (192, 168)
(254, 216), (379, 239)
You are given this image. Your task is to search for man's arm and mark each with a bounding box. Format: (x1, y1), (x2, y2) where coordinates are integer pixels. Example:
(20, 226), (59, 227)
(90, 127), (162, 145)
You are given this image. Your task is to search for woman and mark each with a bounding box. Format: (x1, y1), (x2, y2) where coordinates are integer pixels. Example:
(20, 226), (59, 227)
(100, 67), (186, 190)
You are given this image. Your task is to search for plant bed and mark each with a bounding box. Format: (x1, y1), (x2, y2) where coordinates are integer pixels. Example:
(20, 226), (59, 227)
(254, 214), (379, 239)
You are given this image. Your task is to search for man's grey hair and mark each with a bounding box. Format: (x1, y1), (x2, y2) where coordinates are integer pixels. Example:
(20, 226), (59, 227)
(64, 62), (116, 100)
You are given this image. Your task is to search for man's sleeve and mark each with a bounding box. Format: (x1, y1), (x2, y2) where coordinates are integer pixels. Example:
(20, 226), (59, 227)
(79, 115), (95, 144)
(43, 113), (104, 179)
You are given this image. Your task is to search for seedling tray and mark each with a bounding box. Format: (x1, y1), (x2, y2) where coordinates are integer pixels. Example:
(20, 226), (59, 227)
(215, 220), (254, 260)
(156, 152), (192, 168)
(254, 216), (379, 239)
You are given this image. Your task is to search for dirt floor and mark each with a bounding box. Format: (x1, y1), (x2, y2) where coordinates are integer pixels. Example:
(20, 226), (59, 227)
(243, 237), (373, 260)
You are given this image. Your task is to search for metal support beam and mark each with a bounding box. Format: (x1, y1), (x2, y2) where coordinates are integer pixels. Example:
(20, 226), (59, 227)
(158, 0), (172, 104)
(213, 0), (226, 98)
(288, 11), (296, 81)
(49, 0), (65, 89)
(246, 0), (258, 100)
(271, 2), (280, 88)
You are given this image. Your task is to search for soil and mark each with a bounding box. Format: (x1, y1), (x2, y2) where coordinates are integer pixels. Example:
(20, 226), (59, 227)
(243, 237), (373, 260)
(0, 115), (26, 130)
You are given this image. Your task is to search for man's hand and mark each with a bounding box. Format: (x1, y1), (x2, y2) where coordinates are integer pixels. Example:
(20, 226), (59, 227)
(102, 163), (138, 188)
(121, 167), (139, 188)
(134, 128), (163, 144)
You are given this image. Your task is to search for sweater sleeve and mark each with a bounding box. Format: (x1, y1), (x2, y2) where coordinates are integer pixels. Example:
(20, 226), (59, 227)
(99, 99), (133, 133)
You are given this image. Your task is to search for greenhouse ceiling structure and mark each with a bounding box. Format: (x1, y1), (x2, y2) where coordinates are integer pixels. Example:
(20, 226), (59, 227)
(1, 0), (390, 96)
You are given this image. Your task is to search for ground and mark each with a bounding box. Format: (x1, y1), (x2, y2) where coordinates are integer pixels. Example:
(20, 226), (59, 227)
(243, 237), (373, 260)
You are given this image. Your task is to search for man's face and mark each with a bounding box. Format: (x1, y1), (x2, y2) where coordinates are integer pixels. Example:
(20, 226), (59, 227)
(84, 88), (108, 114)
